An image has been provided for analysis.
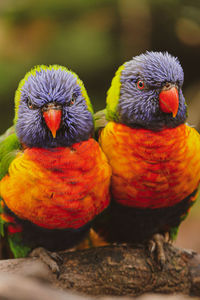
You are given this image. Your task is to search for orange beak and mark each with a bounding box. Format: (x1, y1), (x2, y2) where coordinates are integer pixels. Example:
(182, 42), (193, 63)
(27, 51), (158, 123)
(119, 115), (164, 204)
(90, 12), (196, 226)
(43, 106), (62, 138)
(159, 85), (179, 118)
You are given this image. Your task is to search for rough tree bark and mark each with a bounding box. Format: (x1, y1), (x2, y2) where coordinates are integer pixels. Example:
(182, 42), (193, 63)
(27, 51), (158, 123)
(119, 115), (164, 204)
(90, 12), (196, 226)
(0, 244), (200, 298)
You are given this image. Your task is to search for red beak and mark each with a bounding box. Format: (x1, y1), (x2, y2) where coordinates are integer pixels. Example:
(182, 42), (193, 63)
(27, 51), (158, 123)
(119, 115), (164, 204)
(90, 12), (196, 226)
(43, 107), (62, 138)
(159, 85), (179, 118)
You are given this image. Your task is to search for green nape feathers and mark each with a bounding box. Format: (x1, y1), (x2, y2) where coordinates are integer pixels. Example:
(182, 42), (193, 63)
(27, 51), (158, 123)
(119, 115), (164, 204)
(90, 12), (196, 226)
(94, 64), (125, 132)
(105, 64), (125, 122)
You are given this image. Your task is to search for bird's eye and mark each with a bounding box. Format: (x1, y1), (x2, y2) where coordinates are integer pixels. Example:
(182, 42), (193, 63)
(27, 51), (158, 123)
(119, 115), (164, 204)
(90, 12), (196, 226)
(137, 80), (145, 90)
(27, 98), (37, 109)
(70, 94), (76, 106)
(27, 98), (34, 109)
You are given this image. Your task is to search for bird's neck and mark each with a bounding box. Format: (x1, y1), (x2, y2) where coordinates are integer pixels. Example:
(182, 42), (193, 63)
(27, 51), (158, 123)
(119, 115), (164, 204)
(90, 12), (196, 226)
(22, 139), (93, 170)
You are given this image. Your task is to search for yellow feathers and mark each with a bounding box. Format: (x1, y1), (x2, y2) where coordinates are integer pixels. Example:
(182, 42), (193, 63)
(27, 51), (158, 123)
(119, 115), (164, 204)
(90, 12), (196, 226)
(106, 64), (125, 121)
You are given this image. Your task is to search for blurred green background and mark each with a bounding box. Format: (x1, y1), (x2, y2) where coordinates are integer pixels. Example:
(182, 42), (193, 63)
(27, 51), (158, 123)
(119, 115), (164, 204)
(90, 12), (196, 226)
(0, 0), (200, 250)
(0, 0), (200, 132)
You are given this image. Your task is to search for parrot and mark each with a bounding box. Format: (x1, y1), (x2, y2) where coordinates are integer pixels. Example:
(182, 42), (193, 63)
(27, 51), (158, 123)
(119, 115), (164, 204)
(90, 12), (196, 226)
(0, 65), (111, 272)
(94, 51), (200, 265)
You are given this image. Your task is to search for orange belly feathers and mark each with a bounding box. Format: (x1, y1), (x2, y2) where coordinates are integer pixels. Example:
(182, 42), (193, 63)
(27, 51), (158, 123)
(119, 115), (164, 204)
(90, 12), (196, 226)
(99, 122), (200, 209)
(0, 139), (111, 229)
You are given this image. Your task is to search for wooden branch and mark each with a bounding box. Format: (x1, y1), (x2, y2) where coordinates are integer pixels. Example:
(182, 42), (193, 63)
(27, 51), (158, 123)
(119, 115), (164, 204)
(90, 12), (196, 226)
(0, 244), (200, 298)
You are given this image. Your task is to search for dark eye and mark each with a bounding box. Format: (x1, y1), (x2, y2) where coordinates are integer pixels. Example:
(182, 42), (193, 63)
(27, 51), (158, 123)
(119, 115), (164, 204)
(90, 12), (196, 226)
(137, 80), (145, 90)
(27, 98), (33, 109)
(70, 94), (76, 106)
(27, 98), (37, 109)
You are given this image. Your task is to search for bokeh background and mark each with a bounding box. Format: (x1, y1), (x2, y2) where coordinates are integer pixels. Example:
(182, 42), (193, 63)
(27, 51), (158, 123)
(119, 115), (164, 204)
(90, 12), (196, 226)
(0, 0), (200, 251)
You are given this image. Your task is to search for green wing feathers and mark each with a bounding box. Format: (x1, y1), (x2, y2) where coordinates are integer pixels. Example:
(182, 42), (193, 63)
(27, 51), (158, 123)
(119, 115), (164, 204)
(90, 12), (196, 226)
(0, 199), (31, 258)
(0, 127), (29, 258)
(0, 200), (5, 237)
(0, 127), (21, 180)
(0, 126), (21, 237)
(8, 233), (31, 258)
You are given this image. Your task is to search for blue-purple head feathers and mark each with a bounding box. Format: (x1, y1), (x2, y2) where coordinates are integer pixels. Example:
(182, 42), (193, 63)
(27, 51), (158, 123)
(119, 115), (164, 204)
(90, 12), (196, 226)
(117, 51), (187, 130)
(15, 65), (94, 148)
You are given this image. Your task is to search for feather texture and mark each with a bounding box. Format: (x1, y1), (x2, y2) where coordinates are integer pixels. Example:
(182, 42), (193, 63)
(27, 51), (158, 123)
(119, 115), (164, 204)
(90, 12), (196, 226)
(1, 139), (111, 229)
(99, 122), (200, 209)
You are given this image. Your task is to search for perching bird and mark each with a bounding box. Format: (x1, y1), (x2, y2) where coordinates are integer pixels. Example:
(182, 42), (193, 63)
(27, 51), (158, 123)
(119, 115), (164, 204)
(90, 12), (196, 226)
(0, 65), (111, 271)
(94, 51), (200, 265)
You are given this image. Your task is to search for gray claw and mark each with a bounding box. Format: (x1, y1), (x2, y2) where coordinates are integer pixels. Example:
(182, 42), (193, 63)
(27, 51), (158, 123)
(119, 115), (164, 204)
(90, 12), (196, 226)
(29, 247), (62, 274)
(148, 233), (167, 268)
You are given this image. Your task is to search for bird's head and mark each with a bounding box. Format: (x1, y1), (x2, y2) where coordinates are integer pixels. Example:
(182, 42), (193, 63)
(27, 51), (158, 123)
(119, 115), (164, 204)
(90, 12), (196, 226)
(106, 51), (187, 130)
(14, 65), (94, 148)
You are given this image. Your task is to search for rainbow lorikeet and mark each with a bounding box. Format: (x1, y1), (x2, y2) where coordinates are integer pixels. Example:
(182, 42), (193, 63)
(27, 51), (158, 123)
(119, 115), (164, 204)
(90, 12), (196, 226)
(94, 51), (200, 264)
(0, 65), (111, 271)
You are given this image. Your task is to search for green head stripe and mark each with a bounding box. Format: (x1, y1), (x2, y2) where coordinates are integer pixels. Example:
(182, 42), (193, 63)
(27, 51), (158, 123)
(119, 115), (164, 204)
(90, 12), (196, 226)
(106, 64), (125, 121)
(76, 76), (93, 116)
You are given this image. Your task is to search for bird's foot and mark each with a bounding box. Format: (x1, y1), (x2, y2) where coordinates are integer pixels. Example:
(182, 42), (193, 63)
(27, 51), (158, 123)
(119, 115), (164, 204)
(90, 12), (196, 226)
(148, 233), (168, 268)
(29, 247), (63, 275)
